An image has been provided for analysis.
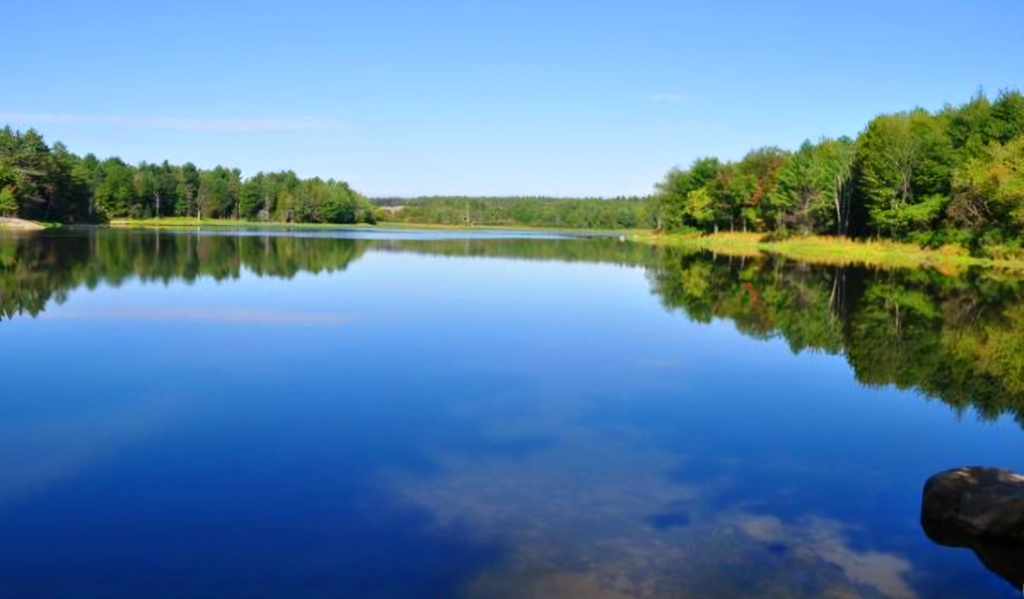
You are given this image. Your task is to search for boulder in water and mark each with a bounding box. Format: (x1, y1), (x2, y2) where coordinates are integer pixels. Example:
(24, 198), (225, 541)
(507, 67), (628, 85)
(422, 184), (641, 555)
(922, 467), (1024, 544)
(921, 467), (1024, 589)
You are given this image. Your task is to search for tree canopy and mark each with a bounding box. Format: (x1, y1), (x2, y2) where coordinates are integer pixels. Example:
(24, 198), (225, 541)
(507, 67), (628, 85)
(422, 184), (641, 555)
(654, 90), (1024, 251)
(0, 127), (375, 225)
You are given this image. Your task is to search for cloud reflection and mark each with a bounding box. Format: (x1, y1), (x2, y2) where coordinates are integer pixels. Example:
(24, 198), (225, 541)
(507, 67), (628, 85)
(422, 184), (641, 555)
(40, 308), (353, 327)
(391, 430), (917, 598)
(0, 400), (182, 507)
(733, 514), (916, 599)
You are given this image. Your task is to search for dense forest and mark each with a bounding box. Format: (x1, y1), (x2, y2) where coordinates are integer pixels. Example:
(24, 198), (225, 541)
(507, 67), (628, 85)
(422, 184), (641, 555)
(0, 127), (377, 224)
(376, 90), (1024, 246)
(655, 90), (1024, 251)
(377, 196), (655, 230)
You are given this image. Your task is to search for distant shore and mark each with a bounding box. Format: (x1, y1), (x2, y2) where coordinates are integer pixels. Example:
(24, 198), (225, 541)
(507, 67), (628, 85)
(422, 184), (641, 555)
(108, 217), (373, 230)
(107, 217), (630, 236)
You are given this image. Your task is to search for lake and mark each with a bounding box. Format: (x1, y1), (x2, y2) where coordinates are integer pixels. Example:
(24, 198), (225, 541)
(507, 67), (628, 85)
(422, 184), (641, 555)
(1, 227), (1023, 599)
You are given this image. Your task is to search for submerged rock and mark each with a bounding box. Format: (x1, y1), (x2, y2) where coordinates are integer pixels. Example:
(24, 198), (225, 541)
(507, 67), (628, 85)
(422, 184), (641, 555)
(921, 467), (1024, 588)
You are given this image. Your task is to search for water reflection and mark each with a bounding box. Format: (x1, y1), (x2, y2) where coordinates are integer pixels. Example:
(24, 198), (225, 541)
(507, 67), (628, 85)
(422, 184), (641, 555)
(648, 251), (1024, 426)
(4, 228), (1023, 425)
(2, 228), (1024, 597)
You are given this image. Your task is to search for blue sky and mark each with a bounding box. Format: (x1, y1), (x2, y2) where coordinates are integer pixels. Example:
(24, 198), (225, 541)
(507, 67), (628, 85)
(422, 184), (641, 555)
(2, 0), (1022, 197)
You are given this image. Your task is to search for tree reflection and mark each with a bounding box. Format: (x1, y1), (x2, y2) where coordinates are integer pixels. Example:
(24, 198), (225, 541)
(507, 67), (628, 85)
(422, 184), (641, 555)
(3, 229), (1024, 425)
(648, 248), (1024, 424)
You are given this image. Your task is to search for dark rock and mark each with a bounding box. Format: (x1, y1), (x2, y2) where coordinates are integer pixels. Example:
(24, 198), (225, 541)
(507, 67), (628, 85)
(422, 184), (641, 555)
(922, 467), (1024, 544)
(921, 467), (1024, 589)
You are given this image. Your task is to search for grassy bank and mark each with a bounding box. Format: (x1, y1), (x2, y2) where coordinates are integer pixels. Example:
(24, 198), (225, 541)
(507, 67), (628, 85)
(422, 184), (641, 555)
(631, 231), (1024, 272)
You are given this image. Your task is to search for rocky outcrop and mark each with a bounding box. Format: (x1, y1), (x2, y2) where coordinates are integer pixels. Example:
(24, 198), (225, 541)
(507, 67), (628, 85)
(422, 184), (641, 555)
(921, 467), (1024, 588)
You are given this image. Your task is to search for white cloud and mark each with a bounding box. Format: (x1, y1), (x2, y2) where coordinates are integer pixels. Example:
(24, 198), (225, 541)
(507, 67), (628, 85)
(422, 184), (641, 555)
(647, 93), (691, 104)
(0, 112), (366, 133)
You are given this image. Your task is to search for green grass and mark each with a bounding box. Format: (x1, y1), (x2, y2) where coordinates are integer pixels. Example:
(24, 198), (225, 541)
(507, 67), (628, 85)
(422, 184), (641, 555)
(631, 231), (1024, 273)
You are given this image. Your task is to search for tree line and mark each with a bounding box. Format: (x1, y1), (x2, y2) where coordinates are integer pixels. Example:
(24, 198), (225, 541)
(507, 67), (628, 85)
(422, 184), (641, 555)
(655, 89), (1024, 252)
(5, 88), (1022, 243)
(0, 128), (377, 224)
(378, 195), (656, 229)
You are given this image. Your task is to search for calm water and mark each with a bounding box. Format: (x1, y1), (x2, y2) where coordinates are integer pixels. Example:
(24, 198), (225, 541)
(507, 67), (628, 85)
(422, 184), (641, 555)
(2, 227), (1023, 598)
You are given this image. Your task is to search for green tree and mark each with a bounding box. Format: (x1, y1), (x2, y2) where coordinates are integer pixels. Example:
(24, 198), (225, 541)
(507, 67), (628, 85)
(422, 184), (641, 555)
(683, 187), (715, 227)
(655, 157), (721, 231)
(951, 137), (1024, 234)
(736, 146), (789, 230)
(135, 161), (177, 218)
(0, 127), (53, 219)
(856, 110), (957, 238)
(992, 89), (1024, 143)
(771, 138), (855, 235)
(239, 174), (266, 219)
(0, 186), (17, 217)
(946, 91), (996, 158)
(709, 163), (749, 231)
(175, 162), (200, 218)
(93, 158), (138, 218)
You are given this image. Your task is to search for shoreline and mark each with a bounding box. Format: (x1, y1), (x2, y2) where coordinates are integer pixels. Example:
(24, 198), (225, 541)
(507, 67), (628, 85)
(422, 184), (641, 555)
(631, 231), (1024, 272)
(0, 217), (50, 231)
(26, 218), (1024, 272)
(106, 217), (634, 237)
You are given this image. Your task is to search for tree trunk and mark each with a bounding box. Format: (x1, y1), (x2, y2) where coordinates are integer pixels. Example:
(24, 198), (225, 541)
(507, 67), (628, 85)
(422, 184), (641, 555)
(844, 181), (852, 236)
(834, 174), (842, 236)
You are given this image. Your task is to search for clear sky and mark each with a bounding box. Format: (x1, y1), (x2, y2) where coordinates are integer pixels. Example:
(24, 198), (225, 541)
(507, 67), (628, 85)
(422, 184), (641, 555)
(2, 0), (1022, 197)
